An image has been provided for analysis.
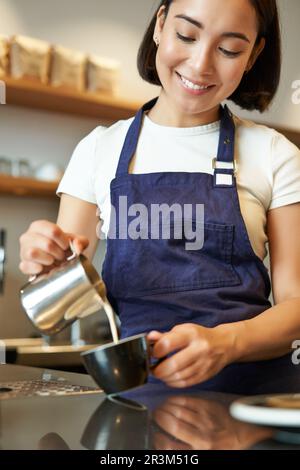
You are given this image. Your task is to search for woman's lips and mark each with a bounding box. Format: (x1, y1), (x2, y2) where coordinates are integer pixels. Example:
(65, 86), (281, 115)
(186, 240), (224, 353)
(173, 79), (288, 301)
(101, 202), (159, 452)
(176, 72), (216, 96)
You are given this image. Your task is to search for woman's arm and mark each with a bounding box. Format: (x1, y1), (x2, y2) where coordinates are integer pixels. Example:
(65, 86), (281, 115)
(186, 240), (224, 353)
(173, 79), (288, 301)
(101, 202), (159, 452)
(56, 193), (100, 261)
(220, 202), (300, 363)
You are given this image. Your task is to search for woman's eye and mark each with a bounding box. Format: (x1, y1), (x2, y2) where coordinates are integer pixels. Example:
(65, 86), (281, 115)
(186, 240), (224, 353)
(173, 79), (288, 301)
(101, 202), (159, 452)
(219, 47), (241, 57)
(176, 32), (241, 57)
(176, 32), (195, 43)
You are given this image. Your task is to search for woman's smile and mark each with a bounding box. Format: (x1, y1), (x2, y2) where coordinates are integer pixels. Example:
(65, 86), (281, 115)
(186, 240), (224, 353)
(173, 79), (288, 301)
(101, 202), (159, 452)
(175, 71), (217, 96)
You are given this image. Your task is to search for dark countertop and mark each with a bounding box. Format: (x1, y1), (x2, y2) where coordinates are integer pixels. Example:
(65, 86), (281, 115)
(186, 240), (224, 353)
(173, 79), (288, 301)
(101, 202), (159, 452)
(0, 364), (299, 450)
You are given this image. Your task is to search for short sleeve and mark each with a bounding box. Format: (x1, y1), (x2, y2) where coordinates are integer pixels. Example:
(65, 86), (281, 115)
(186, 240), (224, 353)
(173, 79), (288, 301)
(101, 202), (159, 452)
(269, 131), (300, 210)
(56, 126), (105, 204)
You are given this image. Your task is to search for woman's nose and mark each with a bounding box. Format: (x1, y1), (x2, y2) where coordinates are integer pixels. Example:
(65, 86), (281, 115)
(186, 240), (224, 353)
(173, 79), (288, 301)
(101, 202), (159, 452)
(189, 45), (215, 75)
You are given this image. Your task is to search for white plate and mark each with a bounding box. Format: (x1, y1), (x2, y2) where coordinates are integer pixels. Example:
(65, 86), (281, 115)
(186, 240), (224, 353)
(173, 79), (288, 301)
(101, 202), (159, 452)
(230, 394), (300, 428)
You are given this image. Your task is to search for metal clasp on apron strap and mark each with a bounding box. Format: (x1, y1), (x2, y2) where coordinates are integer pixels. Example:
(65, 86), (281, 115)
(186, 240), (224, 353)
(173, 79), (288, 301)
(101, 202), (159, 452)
(212, 158), (237, 173)
(212, 158), (237, 187)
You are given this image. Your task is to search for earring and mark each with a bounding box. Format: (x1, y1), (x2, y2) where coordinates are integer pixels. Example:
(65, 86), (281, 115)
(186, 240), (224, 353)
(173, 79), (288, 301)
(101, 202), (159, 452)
(154, 37), (160, 47)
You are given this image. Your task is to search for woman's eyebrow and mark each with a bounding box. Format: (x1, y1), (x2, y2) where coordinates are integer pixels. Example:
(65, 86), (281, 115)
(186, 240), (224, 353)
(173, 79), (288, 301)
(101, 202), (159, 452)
(174, 14), (251, 43)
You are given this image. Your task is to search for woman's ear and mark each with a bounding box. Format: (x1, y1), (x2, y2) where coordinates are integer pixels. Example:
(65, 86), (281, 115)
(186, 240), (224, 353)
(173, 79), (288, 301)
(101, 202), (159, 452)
(246, 37), (266, 72)
(153, 5), (168, 45)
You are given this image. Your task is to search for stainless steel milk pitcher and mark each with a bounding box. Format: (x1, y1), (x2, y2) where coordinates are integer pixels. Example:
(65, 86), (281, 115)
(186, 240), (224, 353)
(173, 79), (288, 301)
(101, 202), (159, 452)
(20, 243), (107, 336)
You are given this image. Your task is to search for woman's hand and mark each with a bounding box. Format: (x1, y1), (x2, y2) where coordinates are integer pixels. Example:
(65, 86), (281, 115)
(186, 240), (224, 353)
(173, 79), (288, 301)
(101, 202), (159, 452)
(19, 219), (89, 276)
(147, 323), (236, 388)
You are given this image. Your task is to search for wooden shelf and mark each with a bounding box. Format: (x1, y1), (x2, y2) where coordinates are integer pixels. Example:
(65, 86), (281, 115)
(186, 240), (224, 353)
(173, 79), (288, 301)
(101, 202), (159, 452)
(1, 76), (299, 200)
(0, 174), (59, 199)
(3, 76), (142, 121)
(3, 76), (299, 144)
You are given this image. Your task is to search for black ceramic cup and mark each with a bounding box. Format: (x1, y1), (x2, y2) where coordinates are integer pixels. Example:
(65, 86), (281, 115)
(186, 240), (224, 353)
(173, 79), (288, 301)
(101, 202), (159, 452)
(81, 333), (153, 395)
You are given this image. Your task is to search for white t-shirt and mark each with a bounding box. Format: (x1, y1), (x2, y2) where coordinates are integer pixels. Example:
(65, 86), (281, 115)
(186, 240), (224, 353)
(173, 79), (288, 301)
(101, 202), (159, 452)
(57, 111), (300, 261)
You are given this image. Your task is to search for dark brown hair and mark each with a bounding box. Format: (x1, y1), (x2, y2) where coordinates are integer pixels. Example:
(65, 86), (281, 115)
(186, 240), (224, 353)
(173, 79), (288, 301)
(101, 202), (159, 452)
(137, 0), (281, 112)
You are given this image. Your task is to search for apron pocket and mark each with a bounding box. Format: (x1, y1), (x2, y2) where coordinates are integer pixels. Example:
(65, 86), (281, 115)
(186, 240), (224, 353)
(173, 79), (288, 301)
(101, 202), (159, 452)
(110, 221), (241, 297)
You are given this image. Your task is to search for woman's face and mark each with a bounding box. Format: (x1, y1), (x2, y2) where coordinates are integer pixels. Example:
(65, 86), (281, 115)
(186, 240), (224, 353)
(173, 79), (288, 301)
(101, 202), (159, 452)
(153, 0), (265, 126)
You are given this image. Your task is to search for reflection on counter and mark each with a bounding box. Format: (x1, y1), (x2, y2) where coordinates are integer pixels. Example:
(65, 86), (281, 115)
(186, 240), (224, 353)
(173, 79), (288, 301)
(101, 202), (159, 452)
(1, 365), (300, 450)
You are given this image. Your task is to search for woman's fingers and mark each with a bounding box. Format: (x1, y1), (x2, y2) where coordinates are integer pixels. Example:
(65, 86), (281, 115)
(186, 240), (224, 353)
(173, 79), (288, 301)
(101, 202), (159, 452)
(152, 328), (192, 358)
(19, 260), (44, 275)
(20, 232), (66, 264)
(165, 368), (200, 388)
(19, 220), (90, 277)
(155, 344), (199, 381)
(29, 220), (70, 251)
(66, 233), (89, 254)
(19, 219), (91, 280)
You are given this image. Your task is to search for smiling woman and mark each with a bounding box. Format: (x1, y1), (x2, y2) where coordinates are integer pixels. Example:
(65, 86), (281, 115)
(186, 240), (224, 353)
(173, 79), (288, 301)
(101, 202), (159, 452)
(19, 0), (300, 394)
(138, 0), (280, 126)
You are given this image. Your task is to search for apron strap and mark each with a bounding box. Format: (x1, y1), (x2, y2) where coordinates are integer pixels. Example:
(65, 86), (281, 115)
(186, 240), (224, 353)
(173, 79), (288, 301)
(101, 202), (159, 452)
(116, 97), (158, 177)
(213, 104), (236, 188)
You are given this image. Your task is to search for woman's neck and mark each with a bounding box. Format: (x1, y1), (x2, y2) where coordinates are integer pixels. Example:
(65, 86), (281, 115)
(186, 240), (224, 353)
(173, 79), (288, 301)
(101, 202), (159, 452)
(147, 92), (221, 128)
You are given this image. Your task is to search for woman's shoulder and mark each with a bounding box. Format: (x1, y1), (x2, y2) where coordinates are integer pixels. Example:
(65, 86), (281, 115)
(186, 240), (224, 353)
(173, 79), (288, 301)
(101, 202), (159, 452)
(232, 113), (300, 156)
(66, 116), (135, 168)
(86, 116), (135, 146)
(233, 113), (278, 140)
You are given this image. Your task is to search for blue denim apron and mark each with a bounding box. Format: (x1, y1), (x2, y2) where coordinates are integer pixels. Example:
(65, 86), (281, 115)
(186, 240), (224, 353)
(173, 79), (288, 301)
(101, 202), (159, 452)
(102, 97), (298, 394)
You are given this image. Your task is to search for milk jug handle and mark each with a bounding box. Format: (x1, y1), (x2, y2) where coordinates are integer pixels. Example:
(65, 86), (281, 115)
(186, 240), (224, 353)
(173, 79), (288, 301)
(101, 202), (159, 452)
(28, 239), (77, 283)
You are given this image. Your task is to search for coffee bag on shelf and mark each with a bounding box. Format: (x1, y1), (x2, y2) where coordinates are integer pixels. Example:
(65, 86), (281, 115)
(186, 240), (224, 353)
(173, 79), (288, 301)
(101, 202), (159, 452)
(87, 55), (120, 95)
(50, 45), (86, 92)
(10, 35), (51, 83)
(0, 35), (9, 77)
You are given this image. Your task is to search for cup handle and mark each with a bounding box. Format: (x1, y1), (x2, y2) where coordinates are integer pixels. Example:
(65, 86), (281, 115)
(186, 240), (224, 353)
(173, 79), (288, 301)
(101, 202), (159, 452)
(148, 339), (168, 371)
(67, 239), (78, 261)
(27, 239), (77, 283)
(149, 356), (166, 371)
